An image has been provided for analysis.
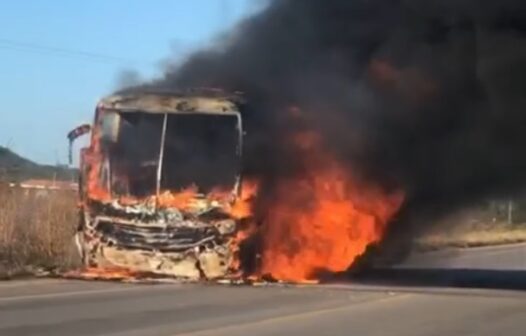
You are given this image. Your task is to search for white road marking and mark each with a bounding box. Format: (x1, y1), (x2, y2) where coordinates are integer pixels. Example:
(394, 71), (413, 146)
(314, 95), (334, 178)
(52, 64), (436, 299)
(0, 282), (180, 303)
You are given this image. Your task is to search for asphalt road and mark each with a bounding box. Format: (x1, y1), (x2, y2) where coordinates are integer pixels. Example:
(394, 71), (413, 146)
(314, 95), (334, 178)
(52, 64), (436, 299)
(1, 244), (526, 336)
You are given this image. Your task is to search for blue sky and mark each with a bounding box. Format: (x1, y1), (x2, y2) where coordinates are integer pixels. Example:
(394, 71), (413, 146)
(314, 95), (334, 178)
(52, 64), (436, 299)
(0, 0), (259, 164)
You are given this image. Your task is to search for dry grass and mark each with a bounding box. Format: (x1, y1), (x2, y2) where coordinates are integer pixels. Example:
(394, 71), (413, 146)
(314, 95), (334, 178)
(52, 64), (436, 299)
(0, 184), (79, 278)
(415, 215), (526, 251)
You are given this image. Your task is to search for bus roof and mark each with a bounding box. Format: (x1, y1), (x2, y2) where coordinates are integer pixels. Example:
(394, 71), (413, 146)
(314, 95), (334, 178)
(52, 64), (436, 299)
(98, 91), (242, 116)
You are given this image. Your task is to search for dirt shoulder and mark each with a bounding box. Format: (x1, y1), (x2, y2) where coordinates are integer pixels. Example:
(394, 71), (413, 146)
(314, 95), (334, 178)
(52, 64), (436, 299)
(415, 225), (526, 251)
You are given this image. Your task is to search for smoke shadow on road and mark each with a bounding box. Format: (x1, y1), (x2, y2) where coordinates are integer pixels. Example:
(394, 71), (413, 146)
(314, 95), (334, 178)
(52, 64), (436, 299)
(333, 268), (526, 291)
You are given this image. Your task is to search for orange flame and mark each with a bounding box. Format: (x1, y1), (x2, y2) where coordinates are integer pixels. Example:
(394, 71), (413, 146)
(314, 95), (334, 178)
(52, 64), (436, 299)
(63, 267), (141, 281)
(84, 125), (113, 203)
(254, 131), (404, 282)
(155, 186), (200, 209)
(227, 181), (258, 219)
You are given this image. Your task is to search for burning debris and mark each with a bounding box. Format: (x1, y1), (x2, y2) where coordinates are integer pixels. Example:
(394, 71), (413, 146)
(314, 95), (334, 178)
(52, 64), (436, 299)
(69, 0), (526, 283)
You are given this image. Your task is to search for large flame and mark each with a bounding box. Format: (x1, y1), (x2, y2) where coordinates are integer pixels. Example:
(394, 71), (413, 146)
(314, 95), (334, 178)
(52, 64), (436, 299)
(254, 131), (404, 282)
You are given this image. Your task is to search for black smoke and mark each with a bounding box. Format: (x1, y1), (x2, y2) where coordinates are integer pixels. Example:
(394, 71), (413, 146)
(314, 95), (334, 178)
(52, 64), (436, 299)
(128, 0), (526, 263)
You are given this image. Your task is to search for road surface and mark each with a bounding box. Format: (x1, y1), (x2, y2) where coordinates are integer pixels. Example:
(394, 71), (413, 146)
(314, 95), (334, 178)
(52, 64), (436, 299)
(1, 244), (525, 336)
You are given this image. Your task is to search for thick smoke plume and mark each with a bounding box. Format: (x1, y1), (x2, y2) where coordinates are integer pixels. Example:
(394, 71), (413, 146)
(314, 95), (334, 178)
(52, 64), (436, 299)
(130, 0), (526, 263)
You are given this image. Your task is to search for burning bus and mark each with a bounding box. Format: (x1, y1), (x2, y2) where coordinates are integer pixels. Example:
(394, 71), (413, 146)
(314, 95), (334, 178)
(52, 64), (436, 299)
(68, 89), (404, 283)
(68, 90), (251, 280)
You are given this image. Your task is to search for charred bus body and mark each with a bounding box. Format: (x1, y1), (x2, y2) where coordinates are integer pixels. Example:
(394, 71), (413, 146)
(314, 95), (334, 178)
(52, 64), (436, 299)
(69, 90), (245, 279)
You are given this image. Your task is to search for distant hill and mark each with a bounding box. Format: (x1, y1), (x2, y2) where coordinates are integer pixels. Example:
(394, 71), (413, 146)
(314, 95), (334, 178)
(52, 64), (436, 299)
(0, 146), (77, 182)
